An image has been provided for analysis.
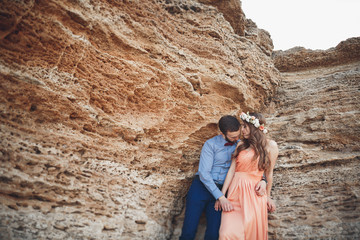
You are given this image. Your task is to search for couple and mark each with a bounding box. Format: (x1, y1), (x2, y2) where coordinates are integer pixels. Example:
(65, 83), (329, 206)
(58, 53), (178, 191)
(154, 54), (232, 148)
(180, 113), (278, 240)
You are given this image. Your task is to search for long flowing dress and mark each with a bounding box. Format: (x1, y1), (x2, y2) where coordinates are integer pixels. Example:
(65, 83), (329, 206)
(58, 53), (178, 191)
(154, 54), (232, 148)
(219, 148), (268, 240)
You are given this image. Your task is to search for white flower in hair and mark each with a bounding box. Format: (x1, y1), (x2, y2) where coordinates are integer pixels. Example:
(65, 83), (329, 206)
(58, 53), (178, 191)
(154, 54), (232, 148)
(240, 112), (268, 134)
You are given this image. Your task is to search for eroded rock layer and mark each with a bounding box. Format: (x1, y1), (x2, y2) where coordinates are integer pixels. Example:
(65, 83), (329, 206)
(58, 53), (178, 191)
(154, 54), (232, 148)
(0, 0), (280, 239)
(273, 37), (360, 72)
(268, 44), (360, 238)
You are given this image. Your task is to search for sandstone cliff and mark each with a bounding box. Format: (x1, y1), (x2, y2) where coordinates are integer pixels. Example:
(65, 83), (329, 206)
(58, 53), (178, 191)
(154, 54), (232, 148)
(268, 38), (360, 239)
(0, 0), (280, 239)
(273, 37), (360, 72)
(1, 0), (359, 239)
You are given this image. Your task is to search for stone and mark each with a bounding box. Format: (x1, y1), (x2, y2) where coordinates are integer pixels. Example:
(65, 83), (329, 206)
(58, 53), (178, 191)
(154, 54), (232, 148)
(268, 40), (360, 239)
(0, 0), (280, 239)
(1, 0), (359, 239)
(272, 37), (360, 72)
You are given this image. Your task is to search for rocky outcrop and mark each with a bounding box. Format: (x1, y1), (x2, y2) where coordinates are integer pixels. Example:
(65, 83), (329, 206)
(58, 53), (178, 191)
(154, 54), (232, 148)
(245, 19), (274, 57)
(2, 0), (359, 239)
(273, 37), (360, 72)
(267, 42), (360, 238)
(198, 0), (246, 36)
(0, 0), (280, 239)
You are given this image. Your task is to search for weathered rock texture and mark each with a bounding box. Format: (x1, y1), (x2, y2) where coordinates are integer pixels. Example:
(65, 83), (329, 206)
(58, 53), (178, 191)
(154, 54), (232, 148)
(0, 0), (280, 239)
(273, 37), (360, 72)
(268, 39), (360, 239)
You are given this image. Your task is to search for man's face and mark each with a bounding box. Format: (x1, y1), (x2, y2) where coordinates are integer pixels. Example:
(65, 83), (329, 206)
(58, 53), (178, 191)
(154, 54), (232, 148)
(223, 129), (241, 143)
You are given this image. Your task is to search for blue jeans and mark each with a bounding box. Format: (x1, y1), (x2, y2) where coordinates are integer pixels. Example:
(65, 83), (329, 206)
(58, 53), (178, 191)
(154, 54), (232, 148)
(179, 176), (222, 240)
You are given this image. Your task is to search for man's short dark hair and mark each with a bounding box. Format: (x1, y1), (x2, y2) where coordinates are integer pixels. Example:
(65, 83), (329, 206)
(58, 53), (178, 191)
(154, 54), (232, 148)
(218, 115), (240, 135)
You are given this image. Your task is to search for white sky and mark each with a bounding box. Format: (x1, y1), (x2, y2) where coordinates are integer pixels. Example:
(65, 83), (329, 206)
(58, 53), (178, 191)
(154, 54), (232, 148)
(241, 0), (360, 50)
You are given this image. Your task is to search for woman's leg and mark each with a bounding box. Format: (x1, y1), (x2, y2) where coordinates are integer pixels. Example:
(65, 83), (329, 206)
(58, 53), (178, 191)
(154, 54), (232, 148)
(219, 204), (244, 240)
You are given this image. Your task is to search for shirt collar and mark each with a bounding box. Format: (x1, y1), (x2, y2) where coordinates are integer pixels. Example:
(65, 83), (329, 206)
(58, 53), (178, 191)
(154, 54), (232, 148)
(217, 134), (239, 146)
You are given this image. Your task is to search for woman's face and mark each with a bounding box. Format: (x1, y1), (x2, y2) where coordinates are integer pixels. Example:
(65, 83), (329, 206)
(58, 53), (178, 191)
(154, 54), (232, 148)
(241, 123), (250, 139)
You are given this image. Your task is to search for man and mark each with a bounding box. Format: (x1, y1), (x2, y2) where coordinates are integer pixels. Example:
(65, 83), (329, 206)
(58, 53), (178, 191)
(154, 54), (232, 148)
(180, 115), (266, 240)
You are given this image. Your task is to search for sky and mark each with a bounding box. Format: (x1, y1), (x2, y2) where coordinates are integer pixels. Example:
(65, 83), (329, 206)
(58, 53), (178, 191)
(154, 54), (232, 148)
(241, 0), (360, 51)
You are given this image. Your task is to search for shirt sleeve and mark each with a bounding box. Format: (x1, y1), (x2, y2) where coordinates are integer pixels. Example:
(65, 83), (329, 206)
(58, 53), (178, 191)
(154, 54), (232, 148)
(198, 140), (224, 200)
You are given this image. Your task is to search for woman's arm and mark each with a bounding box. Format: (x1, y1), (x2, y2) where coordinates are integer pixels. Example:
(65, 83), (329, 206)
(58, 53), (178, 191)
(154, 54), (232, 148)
(222, 158), (236, 196)
(265, 140), (279, 212)
(216, 159), (236, 212)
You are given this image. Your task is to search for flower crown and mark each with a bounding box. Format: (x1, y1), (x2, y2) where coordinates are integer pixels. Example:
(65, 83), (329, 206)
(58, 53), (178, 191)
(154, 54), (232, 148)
(240, 112), (268, 134)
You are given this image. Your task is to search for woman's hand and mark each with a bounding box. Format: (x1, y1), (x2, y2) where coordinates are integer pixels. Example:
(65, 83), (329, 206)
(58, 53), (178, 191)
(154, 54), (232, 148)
(267, 197), (276, 213)
(218, 196), (234, 212)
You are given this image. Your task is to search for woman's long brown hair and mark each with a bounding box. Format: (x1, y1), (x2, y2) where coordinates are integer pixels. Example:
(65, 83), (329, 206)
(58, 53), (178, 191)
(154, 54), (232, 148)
(232, 113), (270, 171)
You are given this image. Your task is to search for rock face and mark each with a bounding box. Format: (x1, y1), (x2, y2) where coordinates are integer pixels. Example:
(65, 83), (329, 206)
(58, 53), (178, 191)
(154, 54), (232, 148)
(1, 0), (359, 239)
(273, 37), (360, 72)
(268, 40), (360, 239)
(0, 0), (280, 239)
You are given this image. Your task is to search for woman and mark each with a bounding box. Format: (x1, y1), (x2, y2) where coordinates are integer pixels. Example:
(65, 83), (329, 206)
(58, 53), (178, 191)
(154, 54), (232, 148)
(216, 112), (278, 240)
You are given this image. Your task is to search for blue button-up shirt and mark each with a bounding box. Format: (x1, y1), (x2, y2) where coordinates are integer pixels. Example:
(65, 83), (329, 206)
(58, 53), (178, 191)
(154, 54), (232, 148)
(196, 135), (238, 200)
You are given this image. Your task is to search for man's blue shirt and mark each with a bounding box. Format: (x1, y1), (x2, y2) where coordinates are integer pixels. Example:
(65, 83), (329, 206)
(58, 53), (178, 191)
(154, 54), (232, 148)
(196, 135), (238, 200)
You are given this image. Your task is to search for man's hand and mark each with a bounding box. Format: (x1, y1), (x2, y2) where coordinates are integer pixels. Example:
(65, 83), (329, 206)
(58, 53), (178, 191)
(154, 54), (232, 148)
(218, 196), (234, 212)
(267, 197), (276, 213)
(255, 180), (266, 196)
(214, 200), (221, 211)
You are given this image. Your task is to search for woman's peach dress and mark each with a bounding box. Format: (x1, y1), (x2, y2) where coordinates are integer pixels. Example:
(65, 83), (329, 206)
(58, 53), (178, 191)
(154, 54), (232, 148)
(219, 148), (268, 240)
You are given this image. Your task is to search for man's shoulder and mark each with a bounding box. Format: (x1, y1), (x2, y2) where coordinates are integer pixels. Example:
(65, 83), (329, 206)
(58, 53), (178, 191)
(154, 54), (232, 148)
(205, 135), (222, 144)
(202, 135), (225, 150)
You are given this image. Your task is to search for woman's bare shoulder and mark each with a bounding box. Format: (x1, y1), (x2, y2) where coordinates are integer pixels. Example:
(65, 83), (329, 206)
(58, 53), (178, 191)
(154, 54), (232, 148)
(266, 139), (278, 151)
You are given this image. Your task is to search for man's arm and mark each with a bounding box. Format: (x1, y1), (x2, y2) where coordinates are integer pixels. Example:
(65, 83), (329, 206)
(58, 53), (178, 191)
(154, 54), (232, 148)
(255, 174), (267, 196)
(198, 141), (223, 200)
